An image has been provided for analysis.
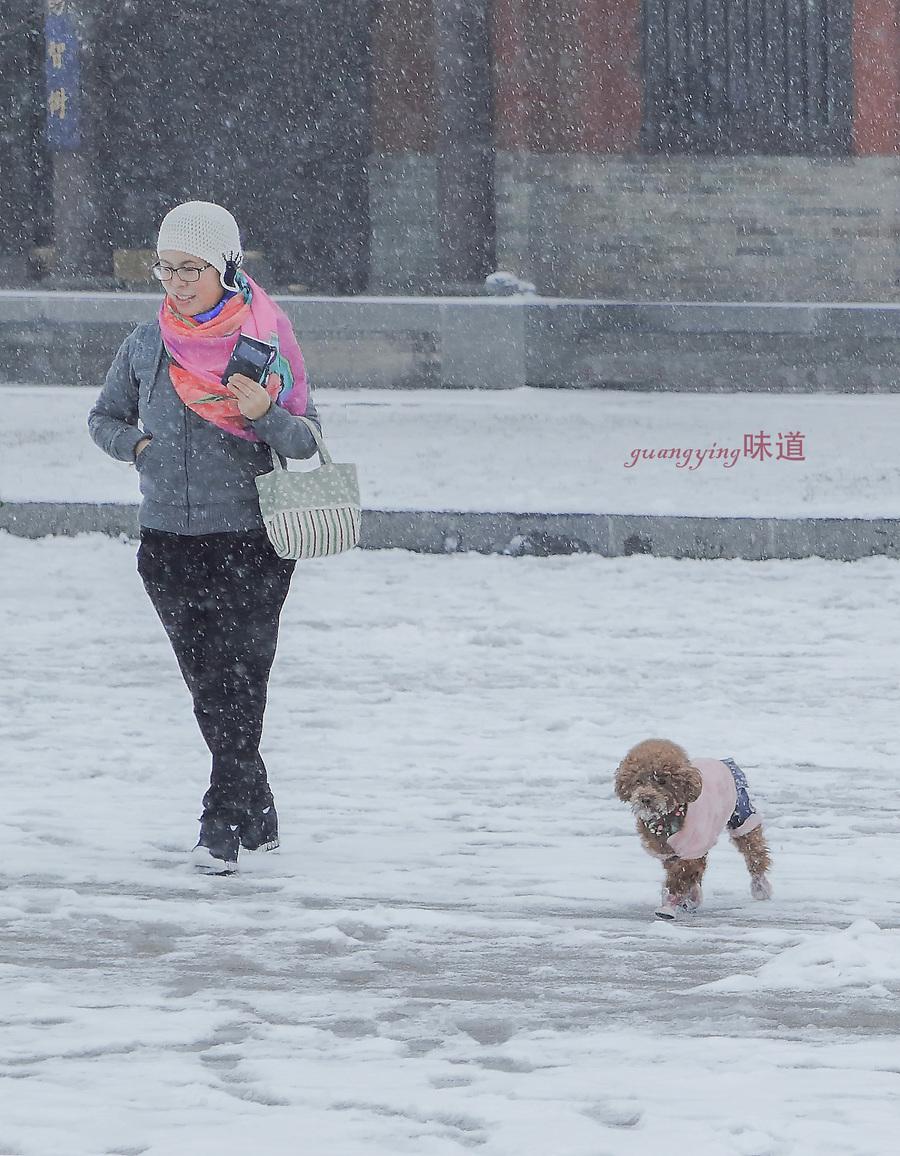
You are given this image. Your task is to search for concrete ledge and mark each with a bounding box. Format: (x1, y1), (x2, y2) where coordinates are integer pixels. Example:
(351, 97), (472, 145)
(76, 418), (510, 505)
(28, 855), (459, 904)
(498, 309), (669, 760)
(527, 301), (900, 390)
(1, 292), (899, 390)
(3, 502), (900, 561)
(0, 502), (141, 537)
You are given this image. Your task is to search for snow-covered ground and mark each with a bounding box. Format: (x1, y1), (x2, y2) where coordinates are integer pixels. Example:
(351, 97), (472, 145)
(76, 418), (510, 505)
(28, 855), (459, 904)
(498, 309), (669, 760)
(2, 533), (899, 1154)
(4, 385), (900, 517)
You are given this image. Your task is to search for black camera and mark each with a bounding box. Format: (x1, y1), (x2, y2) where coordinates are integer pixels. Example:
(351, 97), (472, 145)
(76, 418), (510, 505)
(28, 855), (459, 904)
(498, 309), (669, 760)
(221, 334), (277, 386)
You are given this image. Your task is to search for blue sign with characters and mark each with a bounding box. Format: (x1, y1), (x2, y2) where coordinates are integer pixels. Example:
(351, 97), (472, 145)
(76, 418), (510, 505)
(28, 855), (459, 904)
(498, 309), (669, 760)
(45, 8), (81, 151)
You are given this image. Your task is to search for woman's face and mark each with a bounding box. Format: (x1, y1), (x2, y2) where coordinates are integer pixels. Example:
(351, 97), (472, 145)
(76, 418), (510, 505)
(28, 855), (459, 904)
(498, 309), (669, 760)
(157, 249), (224, 317)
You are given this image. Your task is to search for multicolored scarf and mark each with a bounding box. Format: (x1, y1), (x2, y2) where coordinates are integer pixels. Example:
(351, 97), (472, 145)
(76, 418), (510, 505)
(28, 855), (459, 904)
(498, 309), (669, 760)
(158, 272), (309, 441)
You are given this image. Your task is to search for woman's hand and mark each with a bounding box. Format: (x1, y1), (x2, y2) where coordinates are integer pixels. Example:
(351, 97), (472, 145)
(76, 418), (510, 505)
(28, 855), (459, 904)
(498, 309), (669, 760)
(134, 437), (151, 460)
(227, 373), (274, 420)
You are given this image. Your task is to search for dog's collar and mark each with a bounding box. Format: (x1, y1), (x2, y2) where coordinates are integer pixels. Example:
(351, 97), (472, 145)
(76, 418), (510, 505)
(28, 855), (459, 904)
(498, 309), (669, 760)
(641, 804), (687, 840)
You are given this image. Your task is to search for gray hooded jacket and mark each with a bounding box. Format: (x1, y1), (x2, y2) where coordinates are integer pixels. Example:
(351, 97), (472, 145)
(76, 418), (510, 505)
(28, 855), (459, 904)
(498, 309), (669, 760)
(88, 320), (320, 535)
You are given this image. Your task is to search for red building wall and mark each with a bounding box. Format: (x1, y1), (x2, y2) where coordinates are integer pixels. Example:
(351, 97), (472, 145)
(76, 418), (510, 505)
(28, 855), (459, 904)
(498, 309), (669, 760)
(492, 0), (641, 152)
(375, 0), (897, 158)
(853, 0), (900, 154)
(372, 0), (434, 152)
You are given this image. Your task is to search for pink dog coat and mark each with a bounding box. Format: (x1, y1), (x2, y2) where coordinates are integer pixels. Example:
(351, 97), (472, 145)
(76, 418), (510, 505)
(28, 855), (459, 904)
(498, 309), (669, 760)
(665, 758), (762, 860)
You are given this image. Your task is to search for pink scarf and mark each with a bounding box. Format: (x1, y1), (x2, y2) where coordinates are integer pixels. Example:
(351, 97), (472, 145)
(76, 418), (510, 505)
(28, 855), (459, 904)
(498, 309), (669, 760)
(158, 274), (309, 441)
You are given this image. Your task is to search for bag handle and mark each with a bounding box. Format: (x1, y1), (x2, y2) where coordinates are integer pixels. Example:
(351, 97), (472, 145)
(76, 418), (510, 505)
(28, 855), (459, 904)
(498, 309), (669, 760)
(270, 414), (333, 470)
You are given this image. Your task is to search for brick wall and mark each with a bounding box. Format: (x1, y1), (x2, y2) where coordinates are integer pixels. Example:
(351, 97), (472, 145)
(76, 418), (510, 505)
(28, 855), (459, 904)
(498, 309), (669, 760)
(502, 153), (900, 301)
(372, 153), (900, 301)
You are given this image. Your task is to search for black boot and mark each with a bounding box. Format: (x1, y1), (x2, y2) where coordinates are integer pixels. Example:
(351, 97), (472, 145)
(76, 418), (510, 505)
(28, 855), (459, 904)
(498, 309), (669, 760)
(241, 802), (279, 852)
(192, 811), (240, 874)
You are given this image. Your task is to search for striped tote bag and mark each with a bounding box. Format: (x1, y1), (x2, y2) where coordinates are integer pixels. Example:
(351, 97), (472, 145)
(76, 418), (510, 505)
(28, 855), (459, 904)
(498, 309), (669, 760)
(256, 417), (361, 560)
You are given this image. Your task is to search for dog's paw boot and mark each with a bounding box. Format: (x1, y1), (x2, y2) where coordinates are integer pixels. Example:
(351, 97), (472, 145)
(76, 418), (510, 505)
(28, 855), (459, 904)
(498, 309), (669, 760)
(751, 874), (773, 900)
(654, 900), (680, 920)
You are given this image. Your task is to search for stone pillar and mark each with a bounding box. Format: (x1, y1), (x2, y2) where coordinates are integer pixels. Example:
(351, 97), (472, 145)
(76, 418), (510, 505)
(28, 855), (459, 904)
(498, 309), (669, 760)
(433, 0), (495, 288)
(853, 0), (900, 154)
(491, 0), (534, 280)
(369, 0), (439, 291)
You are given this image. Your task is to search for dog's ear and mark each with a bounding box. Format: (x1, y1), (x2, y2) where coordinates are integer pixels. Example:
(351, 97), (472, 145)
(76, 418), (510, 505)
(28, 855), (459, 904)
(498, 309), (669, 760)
(678, 764), (703, 804)
(614, 757), (639, 802)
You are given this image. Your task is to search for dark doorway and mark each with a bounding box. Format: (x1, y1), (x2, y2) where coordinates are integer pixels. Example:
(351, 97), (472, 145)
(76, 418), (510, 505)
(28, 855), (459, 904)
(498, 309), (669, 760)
(0, 2), (51, 274)
(94, 0), (374, 292)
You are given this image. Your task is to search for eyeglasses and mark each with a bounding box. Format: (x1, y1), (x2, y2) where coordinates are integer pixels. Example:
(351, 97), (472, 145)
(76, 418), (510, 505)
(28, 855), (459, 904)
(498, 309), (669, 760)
(151, 262), (213, 283)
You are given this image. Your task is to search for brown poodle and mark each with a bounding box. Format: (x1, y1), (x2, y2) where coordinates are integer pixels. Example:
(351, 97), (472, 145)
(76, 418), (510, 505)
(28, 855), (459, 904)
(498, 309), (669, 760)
(615, 738), (773, 919)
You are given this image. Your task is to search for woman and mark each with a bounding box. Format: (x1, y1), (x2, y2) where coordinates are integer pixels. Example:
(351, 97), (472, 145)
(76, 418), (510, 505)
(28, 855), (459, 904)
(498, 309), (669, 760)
(89, 200), (319, 874)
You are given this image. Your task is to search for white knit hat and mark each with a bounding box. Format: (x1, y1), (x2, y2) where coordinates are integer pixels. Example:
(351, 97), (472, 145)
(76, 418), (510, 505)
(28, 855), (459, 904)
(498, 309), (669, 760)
(156, 201), (243, 287)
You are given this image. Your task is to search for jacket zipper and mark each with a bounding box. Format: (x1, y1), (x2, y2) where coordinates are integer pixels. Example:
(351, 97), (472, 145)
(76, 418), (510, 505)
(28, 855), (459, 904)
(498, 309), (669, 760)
(183, 404), (191, 529)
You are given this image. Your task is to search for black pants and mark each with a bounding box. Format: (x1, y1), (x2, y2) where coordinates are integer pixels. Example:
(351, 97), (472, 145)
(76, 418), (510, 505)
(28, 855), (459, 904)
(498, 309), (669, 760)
(137, 529), (295, 819)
